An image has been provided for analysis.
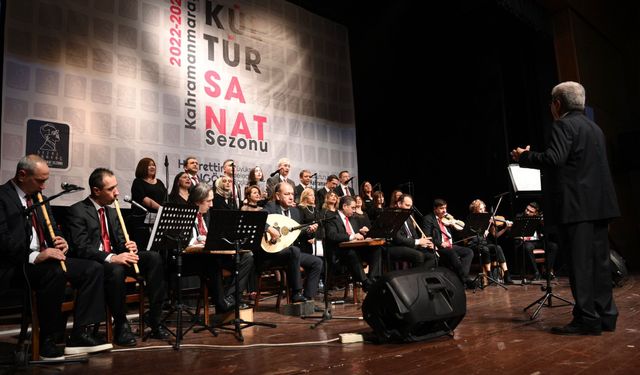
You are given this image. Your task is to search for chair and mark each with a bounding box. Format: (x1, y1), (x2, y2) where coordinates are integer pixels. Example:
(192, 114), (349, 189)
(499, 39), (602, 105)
(105, 276), (145, 341)
(25, 285), (76, 361)
(254, 266), (289, 309)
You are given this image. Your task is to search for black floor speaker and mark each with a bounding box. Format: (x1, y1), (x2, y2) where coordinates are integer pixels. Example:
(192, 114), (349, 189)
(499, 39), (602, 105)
(362, 267), (466, 343)
(610, 249), (628, 287)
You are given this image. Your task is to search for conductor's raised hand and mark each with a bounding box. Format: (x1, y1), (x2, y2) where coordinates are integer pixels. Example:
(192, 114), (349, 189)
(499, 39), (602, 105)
(510, 145), (530, 162)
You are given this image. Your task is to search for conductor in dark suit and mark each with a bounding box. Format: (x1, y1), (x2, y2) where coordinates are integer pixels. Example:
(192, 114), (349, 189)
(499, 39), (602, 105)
(325, 196), (382, 292)
(67, 168), (169, 346)
(0, 155), (109, 359)
(512, 81), (620, 336)
(262, 182), (323, 301)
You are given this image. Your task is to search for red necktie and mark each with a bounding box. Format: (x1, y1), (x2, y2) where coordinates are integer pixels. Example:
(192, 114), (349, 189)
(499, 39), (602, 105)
(98, 207), (111, 253)
(345, 216), (353, 236)
(197, 212), (207, 236)
(26, 196), (47, 250)
(345, 187), (350, 196)
(438, 219), (452, 248)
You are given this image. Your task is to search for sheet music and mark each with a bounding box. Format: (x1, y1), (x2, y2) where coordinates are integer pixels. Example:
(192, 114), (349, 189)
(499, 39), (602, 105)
(313, 239), (324, 257)
(508, 164), (541, 192)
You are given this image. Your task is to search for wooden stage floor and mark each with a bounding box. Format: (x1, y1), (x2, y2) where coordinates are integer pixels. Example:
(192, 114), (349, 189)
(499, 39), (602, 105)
(1, 274), (639, 374)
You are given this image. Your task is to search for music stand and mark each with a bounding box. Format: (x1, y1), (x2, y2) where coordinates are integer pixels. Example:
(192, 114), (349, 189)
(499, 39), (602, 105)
(303, 209), (412, 329)
(463, 213), (507, 291)
(510, 216), (541, 285)
(205, 209), (276, 342)
(517, 217), (573, 319)
(368, 208), (413, 240)
(145, 203), (207, 348)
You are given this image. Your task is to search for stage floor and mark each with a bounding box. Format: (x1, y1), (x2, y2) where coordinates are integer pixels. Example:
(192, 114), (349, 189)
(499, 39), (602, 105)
(1, 275), (639, 374)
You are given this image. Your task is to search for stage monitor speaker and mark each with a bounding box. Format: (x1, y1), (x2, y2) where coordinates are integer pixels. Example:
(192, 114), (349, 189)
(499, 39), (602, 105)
(610, 249), (628, 287)
(362, 267), (466, 343)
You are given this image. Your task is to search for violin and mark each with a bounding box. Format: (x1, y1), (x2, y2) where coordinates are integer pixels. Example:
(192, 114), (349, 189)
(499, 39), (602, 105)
(441, 214), (465, 231)
(492, 215), (513, 227)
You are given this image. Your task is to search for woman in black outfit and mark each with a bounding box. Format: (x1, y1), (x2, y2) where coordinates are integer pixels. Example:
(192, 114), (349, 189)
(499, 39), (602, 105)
(130, 157), (167, 248)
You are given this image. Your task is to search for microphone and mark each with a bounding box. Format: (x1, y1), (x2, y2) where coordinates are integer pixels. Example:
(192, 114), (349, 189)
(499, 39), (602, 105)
(269, 169), (280, 177)
(310, 172), (317, 178)
(345, 176), (355, 184)
(396, 181), (411, 187)
(123, 195), (148, 213)
(372, 182), (381, 191)
(494, 191), (510, 198)
(61, 182), (84, 191)
(164, 155), (169, 167)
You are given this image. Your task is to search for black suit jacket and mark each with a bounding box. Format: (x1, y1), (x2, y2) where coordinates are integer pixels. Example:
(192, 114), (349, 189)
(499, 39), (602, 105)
(0, 181), (62, 268)
(393, 218), (420, 248)
(67, 197), (128, 263)
(422, 212), (450, 250)
(335, 185), (355, 198)
(325, 212), (363, 245)
(519, 111), (620, 225)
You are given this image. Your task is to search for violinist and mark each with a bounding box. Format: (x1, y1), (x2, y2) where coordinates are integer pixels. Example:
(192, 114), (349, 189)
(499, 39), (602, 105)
(468, 199), (513, 285)
(423, 199), (475, 288)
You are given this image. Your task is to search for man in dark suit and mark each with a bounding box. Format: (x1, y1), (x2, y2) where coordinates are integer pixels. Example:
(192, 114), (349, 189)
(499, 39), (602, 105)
(0, 155), (110, 359)
(294, 169), (313, 204)
(261, 182), (323, 302)
(512, 81), (620, 336)
(325, 196), (382, 292)
(315, 174), (339, 210)
(387, 194), (436, 269)
(265, 158), (296, 201)
(66, 168), (169, 346)
(423, 199), (474, 288)
(335, 170), (356, 198)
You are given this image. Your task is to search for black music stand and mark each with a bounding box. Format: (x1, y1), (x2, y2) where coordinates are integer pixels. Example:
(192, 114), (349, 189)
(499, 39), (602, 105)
(519, 219), (573, 320)
(303, 209), (412, 329)
(145, 203), (207, 348)
(510, 216), (541, 286)
(464, 213), (507, 291)
(205, 209), (276, 342)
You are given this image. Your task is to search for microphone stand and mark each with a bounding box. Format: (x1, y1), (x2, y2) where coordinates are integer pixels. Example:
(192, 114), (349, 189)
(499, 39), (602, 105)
(164, 156), (169, 203)
(231, 163), (238, 209)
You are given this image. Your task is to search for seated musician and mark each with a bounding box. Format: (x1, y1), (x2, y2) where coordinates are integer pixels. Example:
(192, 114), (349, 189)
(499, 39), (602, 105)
(422, 198), (475, 288)
(387, 194), (436, 269)
(468, 199), (513, 285)
(1, 155), (111, 359)
(515, 202), (559, 280)
(261, 182), (323, 302)
(187, 183), (254, 311)
(325, 196), (382, 292)
(66, 167), (169, 346)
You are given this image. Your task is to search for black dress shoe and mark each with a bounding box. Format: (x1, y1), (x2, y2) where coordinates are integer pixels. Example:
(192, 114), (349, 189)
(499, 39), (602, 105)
(148, 325), (171, 340)
(40, 335), (65, 360)
(503, 275), (514, 284)
(291, 292), (307, 303)
(551, 323), (602, 336)
(114, 322), (137, 347)
(65, 330), (113, 355)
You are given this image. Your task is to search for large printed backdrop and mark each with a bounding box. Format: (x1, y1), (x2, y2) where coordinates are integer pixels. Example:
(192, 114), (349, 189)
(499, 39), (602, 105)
(1, 0), (357, 205)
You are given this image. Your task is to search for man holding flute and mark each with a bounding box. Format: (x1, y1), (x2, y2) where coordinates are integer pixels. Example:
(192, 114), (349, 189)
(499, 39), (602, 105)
(0, 155), (110, 359)
(67, 168), (169, 346)
(387, 194), (436, 268)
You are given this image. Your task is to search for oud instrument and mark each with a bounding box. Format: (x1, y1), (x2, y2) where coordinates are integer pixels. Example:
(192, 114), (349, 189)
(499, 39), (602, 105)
(36, 193), (67, 272)
(113, 198), (140, 275)
(261, 214), (318, 253)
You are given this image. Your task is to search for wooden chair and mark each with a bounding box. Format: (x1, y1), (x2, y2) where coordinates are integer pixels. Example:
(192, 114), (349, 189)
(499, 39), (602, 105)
(26, 286), (76, 360)
(254, 266), (289, 310)
(105, 276), (145, 341)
